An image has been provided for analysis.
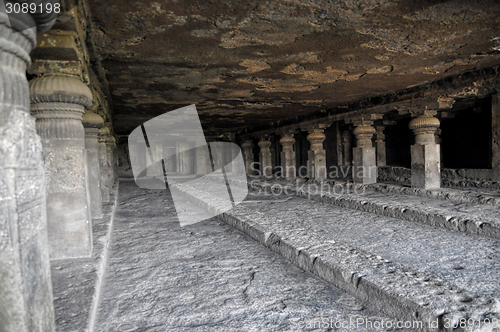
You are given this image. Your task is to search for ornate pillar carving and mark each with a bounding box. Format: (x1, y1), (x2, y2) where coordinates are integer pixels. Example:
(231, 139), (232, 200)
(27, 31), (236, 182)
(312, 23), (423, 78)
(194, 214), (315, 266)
(258, 139), (272, 178)
(30, 74), (93, 259)
(279, 133), (296, 181)
(352, 121), (377, 184)
(98, 127), (110, 202)
(375, 126), (387, 167)
(307, 128), (327, 181)
(0, 9), (57, 332)
(82, 112), (104, 219)
(409, 113), (441, 189)
(241, 140), (254, 175)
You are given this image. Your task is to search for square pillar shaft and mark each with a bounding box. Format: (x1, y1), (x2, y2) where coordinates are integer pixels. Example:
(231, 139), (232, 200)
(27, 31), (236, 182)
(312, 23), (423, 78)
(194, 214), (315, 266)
(352, 122), (377, 184)
(409, 113), (441, 189)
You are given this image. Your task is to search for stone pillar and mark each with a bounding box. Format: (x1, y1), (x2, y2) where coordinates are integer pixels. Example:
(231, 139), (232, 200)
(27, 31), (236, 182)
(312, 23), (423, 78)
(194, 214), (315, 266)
(279, 133), (296, 180)
(176, 141), (195, 174)
(258, 139), (272, 178)
(230, 143), (241, 174)
(492, 94), (500, 181)
(98, 127), (110, 203)
(30, 74), (93, 259)
(409, 113), (441, 189)
(342, 129), (352, 166)
(241, 140), (254, 175)
(0, 11), (56, 332)
(195, 145), (210, 176)
(163, 145), (177, 173)
(82, 112), (104, 219)
(105, 135), (116, 186)
(336, 123), (344, 166)
(307, 128), (327, 181)
(375, 126), (387, 167)
(352, 121), (377, 184)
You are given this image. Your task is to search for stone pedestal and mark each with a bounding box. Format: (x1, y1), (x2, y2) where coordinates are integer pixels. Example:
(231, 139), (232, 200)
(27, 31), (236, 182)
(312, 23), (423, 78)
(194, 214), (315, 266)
(375, 126), (387, 167)
(241, 140), (254, 175)
(98, 127), (110, 202)
(352, 122), (377, 184)
(409, 113), (441, 189)
(30, 74), (93, 259)
(279, 133), (296, 180)
(0, 12), (56, 332)
(258, 139), (272, 178)
(307, 128), (327, 181)
(83, 112), (104, 219)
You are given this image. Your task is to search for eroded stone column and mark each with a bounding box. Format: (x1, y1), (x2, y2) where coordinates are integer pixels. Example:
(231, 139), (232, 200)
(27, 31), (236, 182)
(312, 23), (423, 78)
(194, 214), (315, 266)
(409, 113), (441, 189)
(375, 126), (387, 167)
(279, 133), (296, 180)
(493, 93), (500, 181)
(307, 128), (327, 181)
(98, 127), (110, 202)
(82, 112), (104, 219)
(241, 140), (254, 175)
(0, 12), (56, 332)
(352, 121), (377, 184)
(258, 139), (272, 178)
(30, 74), (93, 259)
(176, 141), (195, 174)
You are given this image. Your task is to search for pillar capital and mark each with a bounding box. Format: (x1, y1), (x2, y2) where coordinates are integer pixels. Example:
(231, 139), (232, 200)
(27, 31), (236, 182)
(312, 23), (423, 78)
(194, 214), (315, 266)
(241, 140), (254, 149)
(353, 122), (376, 148)
(279, 133), (295, 150)
(307, 128), (326, 152)
(257, 139), (272, 149)
(409, 113), (440, 145)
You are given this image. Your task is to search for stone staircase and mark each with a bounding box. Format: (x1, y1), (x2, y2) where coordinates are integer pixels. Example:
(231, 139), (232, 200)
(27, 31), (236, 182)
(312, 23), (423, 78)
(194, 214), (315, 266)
(169, 175), (500, 332)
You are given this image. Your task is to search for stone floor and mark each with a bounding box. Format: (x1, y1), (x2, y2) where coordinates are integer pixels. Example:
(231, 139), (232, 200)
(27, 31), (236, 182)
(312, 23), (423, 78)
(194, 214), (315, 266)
(92, 181), (401, 332)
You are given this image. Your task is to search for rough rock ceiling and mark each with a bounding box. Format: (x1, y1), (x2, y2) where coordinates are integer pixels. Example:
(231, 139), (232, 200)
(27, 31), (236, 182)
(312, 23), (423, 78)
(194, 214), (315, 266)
(87, 0), (500, 136)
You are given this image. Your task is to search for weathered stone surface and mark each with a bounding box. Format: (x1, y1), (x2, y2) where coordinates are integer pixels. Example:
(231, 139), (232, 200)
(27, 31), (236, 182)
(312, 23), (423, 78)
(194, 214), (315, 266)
(94, 181), (395, 331)
(85, 0), (500, 136)
(50, 184), (117, 332)
(170, 177), (500, 330)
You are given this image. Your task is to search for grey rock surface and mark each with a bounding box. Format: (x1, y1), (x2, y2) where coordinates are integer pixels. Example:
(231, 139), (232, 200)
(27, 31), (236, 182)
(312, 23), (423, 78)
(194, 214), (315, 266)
(51, 185), (118, 332)
(94, 181), (399, 332)
(170, 177), (500, 331)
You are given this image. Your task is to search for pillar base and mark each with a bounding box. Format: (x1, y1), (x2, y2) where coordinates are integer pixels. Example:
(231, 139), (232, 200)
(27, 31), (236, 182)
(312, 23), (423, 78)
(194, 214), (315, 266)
(411, 143), (441, 189)
(353, 147), (377, 184)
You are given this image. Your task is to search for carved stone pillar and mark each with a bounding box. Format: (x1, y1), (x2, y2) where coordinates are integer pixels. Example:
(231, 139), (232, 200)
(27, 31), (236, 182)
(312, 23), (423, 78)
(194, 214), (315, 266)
(105, 135), (116, 186)
(279, 133), (296, 180)
(352, 121), (377, 184)
(82, 112), (104, 219)
(0, 11), (56, 332)
(241, 140), (254, 175)
(307, 128), (327, 181)
(409, 113), (441, 189)
(230, 143), (241, 174)
(375, 126), (387, 167)
(30, 74), (93, 259)
(195, 145), (210, 176)
(258, 139), (272, 178)
(342, 129), (352, 166)
(98, 127), (110, 203)
(176, 141), (195, 174)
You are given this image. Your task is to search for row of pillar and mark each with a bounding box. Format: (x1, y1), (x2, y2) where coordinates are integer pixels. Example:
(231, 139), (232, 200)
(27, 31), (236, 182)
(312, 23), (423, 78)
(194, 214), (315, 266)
(241, 112), (442, 189)
(29, 74), (116, 259)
